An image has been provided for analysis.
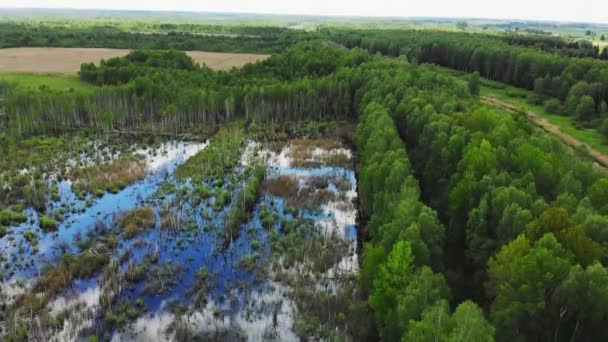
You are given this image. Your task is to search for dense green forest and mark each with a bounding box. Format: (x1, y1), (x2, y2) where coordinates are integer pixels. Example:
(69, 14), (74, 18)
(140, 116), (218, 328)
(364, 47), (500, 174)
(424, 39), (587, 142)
(3, 20), (608, 341)
(324, 29), (608, 128)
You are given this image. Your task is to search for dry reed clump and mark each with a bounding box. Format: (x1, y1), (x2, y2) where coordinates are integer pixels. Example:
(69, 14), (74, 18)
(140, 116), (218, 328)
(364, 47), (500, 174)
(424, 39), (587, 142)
(288, 139), (342, 161)
(286, 139), (351, 168)
(264, 175), (337, 208)
(160, 207), (180, 230)
(69, 159), (146, 196)
(264, 175), (299, 199)
(319, 152), (351, 169)
(291, 139), (342, 151)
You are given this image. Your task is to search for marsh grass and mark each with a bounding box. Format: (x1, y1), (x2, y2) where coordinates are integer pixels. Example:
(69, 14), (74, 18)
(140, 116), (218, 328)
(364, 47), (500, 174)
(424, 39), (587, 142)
(284, 138), (352, 169)
(264, 175), (298, 199)
(264, 175), (338, 209)
(224, 163), (265, 246)
(117, 207), (155, 239)
(33, 252), (110, 302)
(69, 158), (146, 196)
(39, 215), (59, 231)
(187, 267), (212, 309)
(0, 209), (27, 225)
(270, 216), (355, 340)
(104, 299), (146, 328)
(23, 230), (38, 247)
(176, 122), (244, 179)
(142, 262), (182, 295)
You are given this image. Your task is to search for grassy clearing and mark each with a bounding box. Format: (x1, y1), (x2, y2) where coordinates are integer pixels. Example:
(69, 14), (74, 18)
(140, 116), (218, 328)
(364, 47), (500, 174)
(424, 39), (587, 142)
(0, 72), (96, 92)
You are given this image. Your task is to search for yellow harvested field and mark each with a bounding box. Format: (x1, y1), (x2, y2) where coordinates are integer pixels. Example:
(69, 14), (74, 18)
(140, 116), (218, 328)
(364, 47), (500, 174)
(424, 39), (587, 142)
(0, 47), (269, 73)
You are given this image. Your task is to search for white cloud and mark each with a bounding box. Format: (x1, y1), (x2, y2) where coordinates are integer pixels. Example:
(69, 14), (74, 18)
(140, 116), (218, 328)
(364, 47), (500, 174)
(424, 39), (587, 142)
(1, 0), (607, 23)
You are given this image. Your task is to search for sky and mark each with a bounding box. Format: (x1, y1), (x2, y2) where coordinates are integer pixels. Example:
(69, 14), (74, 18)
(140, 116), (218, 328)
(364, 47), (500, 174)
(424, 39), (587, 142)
(2, 0), (608, 24)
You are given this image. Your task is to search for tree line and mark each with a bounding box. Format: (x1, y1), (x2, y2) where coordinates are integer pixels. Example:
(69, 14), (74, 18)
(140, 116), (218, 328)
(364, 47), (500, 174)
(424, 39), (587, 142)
(498, 33), (606, 59)
(324, 28), (608, 126)
(1, 43), (367, 137)
(0, 22), (311, 54)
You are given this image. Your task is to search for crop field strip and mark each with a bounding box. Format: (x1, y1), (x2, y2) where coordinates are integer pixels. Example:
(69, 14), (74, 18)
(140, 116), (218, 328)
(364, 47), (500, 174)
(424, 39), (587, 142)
(0, 47), (270, 73)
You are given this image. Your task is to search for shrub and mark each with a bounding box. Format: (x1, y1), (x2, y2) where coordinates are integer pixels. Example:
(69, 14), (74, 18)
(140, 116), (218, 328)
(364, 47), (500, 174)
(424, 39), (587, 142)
(544, 98), (563, 114)
(39, 215), (59, 231)
(0, 209), (27, 225)
(23, 230), (38, 246)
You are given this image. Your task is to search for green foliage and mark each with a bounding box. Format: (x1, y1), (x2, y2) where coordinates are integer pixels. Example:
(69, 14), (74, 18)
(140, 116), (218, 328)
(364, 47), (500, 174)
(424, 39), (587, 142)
(349, 56), (608, 341)
(225, 163), (265, 237)
(469, 71), (481, 96)
(588, 178), (608, 213)
(406, 300), (495, 342)
(39, 215), (59, 231)
(176, 122), (244, 179)
(575, 95), (596, 122)
(0, 209), (27, 225)
(485, 231), (608, 340)
(368, 240), (415, 340)
(23, 230), (38, 246)
(2, 42), (366, 137)
(543, 98), (563, 114)
(526, 207), (602, 265)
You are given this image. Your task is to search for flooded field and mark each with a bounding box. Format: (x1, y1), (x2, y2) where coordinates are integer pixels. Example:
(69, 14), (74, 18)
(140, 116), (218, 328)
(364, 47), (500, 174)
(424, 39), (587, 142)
(0, 135), (358, 341)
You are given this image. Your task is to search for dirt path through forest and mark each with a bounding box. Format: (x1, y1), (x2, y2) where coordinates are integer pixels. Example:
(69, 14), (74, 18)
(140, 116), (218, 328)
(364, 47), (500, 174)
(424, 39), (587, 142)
(481, 96), (608, 167)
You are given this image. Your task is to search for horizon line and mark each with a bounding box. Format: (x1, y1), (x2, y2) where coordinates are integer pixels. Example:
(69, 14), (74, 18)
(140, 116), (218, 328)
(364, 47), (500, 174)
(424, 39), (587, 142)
(1, 6), (607, 26)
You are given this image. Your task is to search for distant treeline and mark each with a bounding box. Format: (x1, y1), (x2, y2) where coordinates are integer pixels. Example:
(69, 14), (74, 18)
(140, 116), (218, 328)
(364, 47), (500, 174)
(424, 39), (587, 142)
(324, 28), (608, 125)
(498, 33), (604, 59)
(0, 22), (312, 53)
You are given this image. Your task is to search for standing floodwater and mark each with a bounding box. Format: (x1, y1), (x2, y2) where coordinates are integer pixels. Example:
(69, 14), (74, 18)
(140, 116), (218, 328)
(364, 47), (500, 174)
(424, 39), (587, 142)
(0, 137), (358, 341)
